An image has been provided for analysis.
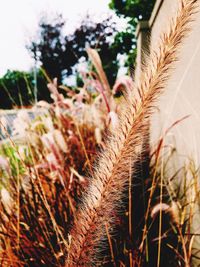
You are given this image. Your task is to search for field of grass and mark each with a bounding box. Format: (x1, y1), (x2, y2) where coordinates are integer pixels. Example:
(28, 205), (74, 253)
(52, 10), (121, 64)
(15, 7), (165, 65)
(0, 1), (199, 266)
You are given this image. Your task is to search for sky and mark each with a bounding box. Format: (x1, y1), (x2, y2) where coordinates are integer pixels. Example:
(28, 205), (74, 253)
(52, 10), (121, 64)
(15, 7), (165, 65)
(0, 0), (120, 77)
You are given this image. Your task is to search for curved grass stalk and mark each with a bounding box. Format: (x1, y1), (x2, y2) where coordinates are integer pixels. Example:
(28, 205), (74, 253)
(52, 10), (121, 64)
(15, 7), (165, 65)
(66, 1), (198, 266)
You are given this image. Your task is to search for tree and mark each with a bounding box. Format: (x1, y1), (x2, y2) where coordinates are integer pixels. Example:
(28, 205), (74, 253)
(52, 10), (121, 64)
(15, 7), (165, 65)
(29, 16), (70, 85)
(28, 2), (156, 88)
(109, 0), (156, 69)
(109, 0), (156, 21)
(28, 15), (119, 86)
(0, 70), (50, 109)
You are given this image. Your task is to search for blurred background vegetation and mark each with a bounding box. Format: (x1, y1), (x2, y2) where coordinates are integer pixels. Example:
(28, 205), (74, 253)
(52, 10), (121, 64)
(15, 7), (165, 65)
(1, 1), (197, 266)
(0, 0), (156, 109)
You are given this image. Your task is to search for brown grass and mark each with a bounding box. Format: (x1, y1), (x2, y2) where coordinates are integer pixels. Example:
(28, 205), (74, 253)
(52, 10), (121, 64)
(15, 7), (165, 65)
(65, 1), (198, 266)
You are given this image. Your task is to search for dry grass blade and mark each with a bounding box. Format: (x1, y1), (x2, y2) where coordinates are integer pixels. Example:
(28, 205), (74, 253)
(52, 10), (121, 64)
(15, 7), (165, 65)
(87, 48), (111, 98)
(66, 1), (199, 266)
(0, 82), (101, 266)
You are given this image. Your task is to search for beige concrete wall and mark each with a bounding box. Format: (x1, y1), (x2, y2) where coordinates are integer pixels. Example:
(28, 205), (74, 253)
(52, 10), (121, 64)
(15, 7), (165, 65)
(149, 0), (200, 164)
(136, 0), (200, 263)
(135, 21), (150, 79)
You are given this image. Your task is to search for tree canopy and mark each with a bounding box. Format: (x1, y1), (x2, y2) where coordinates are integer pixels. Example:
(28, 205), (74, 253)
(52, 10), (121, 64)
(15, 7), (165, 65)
(109, 0), (156, 68)
(28, 15), (119, 85)
(28, 1), (156, 87)
(0, 70), (50, 109)
(109, 0), (156, 22)
(1, 1), (157, 109)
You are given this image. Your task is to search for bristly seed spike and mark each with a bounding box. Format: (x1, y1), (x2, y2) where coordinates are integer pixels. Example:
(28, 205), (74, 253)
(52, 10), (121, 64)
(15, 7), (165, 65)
(66, 1), (199, 266)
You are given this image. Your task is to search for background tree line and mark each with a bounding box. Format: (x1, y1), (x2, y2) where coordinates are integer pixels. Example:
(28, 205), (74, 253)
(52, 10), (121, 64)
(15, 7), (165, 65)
(0, 0), (155, 109)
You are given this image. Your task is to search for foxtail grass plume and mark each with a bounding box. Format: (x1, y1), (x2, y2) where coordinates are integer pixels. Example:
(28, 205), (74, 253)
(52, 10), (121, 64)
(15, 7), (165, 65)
(66, 1), (198, 266)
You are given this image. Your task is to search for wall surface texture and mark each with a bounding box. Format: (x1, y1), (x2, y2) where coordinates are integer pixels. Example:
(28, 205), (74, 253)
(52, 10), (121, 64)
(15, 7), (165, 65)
(149, 0), (200, 163)
(136, 0), (200, 263)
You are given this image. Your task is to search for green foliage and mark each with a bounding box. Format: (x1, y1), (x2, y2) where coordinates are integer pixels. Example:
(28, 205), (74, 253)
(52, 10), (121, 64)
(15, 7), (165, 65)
(109, 0), (156, 69)
(109, 0), (156, 21)
(0, 70), (51, 109)
(0, 144), (26, 178)
(28, 15), (119, 86)
(27, 1), (156, 87)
